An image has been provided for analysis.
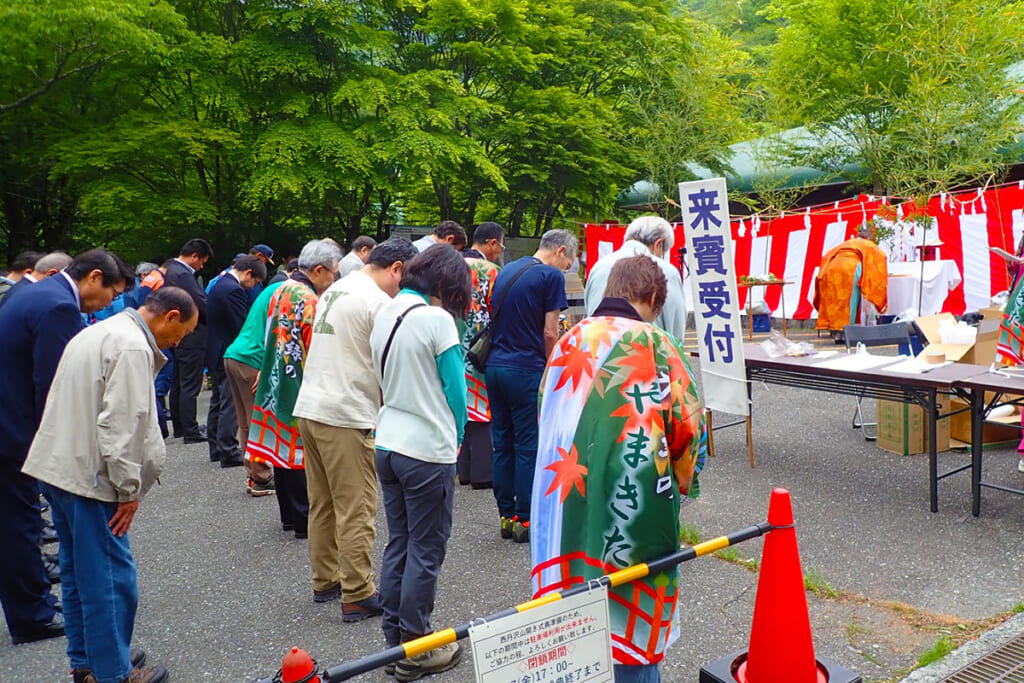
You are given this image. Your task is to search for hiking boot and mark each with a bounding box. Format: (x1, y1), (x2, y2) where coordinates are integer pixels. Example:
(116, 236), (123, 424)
(246, 477), (275, 497)
(313, 583), (341, 603)
(342, 592), (383, 623)
(500, 515), (515, 540)
(512, 520), (530, 544)
(126, 664), (169, 683)
(394, 641), (462, 681)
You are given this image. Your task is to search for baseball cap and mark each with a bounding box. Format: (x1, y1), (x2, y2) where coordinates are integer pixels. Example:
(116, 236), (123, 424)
(251, 244), (275, 264)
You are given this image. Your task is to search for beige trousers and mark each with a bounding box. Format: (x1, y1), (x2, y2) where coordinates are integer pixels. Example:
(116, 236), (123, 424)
(224, 358), (273, 484)
(297, 417), (378, 600)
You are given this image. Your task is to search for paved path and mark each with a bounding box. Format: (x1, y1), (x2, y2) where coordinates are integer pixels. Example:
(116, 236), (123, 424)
(3, 331), (1023, 682)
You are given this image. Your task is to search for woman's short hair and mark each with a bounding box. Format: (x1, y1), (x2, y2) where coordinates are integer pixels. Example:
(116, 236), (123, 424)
(400, 244), (472, 318)
(604, 255), (667, 316)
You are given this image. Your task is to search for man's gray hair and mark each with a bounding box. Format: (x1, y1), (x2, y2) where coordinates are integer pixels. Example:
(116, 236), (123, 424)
(624, 215), (674, 252)
(135, 262), (159, 277)
(298, 239), (343, 271)
(35, 251), (72, 274)
(539, 229), (578, 260)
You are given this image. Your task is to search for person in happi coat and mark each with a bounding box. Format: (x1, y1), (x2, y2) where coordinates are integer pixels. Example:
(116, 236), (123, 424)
(458, 221), (505, 488)
(531, 255), (707, 683)
(813, 225), (888, 332)
(246, 239), (342, 539)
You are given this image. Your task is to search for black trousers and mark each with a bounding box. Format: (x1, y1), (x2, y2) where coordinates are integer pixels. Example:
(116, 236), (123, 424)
(457, 421), (493, 487)
(206, 368), (241, 464)
(0, 459), (59, 637)
(274, 467), (308, 535)
(170, 345), (204, 439)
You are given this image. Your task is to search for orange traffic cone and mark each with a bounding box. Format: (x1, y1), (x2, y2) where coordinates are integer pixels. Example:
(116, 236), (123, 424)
(276, 647), (319, 683)
(700, 488), (861, 683)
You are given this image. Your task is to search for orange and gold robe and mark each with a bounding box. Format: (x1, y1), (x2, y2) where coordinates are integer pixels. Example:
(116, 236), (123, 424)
(813, 237), (888, 330)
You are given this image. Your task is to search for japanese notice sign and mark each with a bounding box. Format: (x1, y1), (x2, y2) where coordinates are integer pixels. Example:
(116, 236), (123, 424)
(469, 587), (614, 683)
(678, 178), (748, 415)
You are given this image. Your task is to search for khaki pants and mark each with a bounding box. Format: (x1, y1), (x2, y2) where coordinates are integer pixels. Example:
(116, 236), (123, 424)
(297, 417), (378, 600)
(224, 358), (273, 484)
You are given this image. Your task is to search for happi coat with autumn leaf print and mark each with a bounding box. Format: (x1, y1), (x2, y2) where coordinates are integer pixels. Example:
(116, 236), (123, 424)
(246, 275), (319, 470)
(530, 312), (707, 666)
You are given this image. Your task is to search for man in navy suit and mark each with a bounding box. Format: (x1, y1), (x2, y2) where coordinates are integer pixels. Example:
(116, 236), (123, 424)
(0, 248), (132, 644)
(163, 239), (213, 443)
(205, 256), (267, 467)
(0, 251), (73, 313)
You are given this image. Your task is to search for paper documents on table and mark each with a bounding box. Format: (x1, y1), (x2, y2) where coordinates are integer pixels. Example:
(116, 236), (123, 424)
(881, 357), (953, 374)
(812, 353), (903, 371)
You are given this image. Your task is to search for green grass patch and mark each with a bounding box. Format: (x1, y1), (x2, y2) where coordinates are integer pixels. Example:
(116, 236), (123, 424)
(1012, 603), (1024, 614)
(917, 636), (955, 667)
(680, 523), (702, 546)
(714, 546), (758, 571)
(803, 568), (839, 599)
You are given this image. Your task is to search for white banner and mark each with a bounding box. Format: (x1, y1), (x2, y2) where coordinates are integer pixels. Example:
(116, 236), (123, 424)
(679, 178), (749, 415)
(469, 586), (614, 683)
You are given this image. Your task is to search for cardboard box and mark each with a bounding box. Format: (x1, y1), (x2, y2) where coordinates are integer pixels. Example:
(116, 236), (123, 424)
(948, 397), (1020, 446)
(877, 399), (950, 456)
(915, 313), (999, 366)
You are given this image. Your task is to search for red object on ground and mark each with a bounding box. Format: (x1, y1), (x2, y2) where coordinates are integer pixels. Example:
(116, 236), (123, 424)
(737, 487), (826, 683)
(280, 647), (317, 683)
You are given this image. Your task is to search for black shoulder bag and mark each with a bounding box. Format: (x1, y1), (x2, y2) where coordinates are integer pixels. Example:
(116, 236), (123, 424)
(467, 260), (538, 373)
(380, 303), (426, 380)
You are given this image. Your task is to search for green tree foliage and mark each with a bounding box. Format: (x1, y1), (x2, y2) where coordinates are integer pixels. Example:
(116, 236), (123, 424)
(0, 0), (742, 261)
(764, 0), (1024, 198)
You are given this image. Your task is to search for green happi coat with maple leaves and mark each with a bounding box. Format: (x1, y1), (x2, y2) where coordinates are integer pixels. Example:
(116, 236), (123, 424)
(530, 313), (706, 666)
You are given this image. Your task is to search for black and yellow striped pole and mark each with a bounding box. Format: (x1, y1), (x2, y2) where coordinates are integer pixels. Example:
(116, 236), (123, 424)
(253, 520), (772, 683)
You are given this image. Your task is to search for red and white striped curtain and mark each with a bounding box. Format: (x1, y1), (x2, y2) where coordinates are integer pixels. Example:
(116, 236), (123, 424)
(585, 183), (1024, 319)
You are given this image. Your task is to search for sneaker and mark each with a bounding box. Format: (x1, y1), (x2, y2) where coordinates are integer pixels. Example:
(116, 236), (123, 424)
(126, 665), (169, 683)
(1019, 458), (1024, 473)
(395, 641), (462, 681)
(500, 515), (516, 540)
(313, 583), (341, 603)
(246, 477), (275, 497)
(342, 592), (384, 623)
(512, 520), (530, 544)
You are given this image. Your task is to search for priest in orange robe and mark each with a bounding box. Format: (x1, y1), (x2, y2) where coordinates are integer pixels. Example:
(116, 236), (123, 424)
(814, 226), (888, 331)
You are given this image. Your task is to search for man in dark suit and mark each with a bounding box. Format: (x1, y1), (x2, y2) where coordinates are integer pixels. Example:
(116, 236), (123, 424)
(205, 256), (267, 467)
(0, 251), (73, 313)
(163, 239), (213, 444)
(0, 248), (132, 644)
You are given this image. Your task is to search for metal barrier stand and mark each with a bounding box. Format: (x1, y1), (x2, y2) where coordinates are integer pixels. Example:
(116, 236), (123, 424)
(254, 521), (774, 683)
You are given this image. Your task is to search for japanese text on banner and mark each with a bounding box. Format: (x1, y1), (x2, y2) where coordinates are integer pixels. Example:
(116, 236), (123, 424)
(469, 586), (614, 683)
(679, 178), (748, 415)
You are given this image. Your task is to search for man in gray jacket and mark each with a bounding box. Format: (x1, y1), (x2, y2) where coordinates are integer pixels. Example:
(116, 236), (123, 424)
(584, 215), (688, 342)
(22, 287), (198, 683)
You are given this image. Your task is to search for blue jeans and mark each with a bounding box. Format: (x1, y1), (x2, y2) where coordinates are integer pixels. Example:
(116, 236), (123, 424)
(40, 483), (137, 683)
(614, 664), (661, 682)
(375, 449), (455, 646)
(485, 365), (543, 521)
